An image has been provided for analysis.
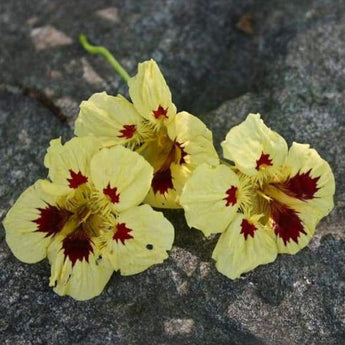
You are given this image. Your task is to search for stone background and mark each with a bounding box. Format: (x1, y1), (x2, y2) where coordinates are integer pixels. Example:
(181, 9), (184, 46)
(0, 0), (344, 344)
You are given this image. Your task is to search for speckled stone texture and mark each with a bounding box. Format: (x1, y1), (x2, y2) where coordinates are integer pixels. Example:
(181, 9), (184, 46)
(0, 1), (344, 344)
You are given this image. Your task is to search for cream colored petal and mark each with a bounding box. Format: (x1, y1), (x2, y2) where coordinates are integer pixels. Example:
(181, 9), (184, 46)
(167, 111), (219, 168)
(75, 92), (144, 145)
(39, 180), (70, 196)
(144, 163), (190, 209)
(275, 229), (312, 255)
(104, 205), (174, 275)
(212, 214), (278, 279)
(221, 113), (288, 178)
(48, 234), (113, 301)
(282, 142), (335, 219)
(144, 187), (180, 209)
(3, 180), (64, 263)
(267, 199), (317, 255)
(180, 164), (244, 236)
(261, 142), (335, 254)
(90, 145), (153, 212)
(44, 136), (101, 189)
(128, 59), (176, 128)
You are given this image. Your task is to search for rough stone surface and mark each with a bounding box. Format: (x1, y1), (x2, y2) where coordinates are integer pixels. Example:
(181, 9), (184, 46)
(1, 0), (343, 120)
(0, 1), (344, 345)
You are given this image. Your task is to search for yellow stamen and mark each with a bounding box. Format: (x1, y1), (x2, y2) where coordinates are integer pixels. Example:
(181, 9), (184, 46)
(256, 189), (272, 202)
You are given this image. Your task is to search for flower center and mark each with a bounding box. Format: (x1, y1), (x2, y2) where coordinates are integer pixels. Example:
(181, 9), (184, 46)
(39, 183), (113, 265)
(136, 129), (187, 195)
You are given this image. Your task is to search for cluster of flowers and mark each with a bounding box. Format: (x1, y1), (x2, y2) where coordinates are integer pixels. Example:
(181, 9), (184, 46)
(4, 60), (335, 300)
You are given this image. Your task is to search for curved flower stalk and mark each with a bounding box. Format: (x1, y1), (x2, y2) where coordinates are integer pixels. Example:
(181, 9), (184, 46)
(75, 60), (219, 208)
(3, 137), (174, 300)
(180, 114), (335, 279)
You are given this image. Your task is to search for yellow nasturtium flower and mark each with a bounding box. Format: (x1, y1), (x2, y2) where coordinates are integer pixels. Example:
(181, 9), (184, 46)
(3, 137), (174, 300)
(180, 114), (335, 279)
(75, 60), (219, 208)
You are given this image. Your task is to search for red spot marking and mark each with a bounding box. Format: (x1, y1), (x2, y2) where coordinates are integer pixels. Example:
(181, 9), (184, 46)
(152, 168), (174, 195)
(118, 124), (136, 139)
(175, 142), (187, 165)
(103, 183), (120, 204)
(153, 105), (168, 119)
(270, 200), (306, 245)
(62, 229), (94, 267)
(240, 219), (257, 240)
(256, 152), (273, 171)
(34, 205), (71, 237)
(278, 169), (320, 200)
(113, 223), (133, 245)
(224, 186), (238, 207)
(67, 170), (88, 189)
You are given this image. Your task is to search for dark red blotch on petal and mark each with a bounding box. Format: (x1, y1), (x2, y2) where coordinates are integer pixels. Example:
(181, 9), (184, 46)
(271, 200), (306, 245)
(67, 170), (88, 189)
(34, 205), (71, 237)
(62, 230), (94, 267)
(113, 223), (134, 245)
(279, 169), (320, 201)
(103, 183), (120, 204)
(175, 142), (187, 165)
(240, 219), (257, 240)
(256, 152), (273, 171)
(118, 124), (136, 139)
(153, 105), (168, 119)
(224, 186), (238, 207)
(152, 168), (174, 195)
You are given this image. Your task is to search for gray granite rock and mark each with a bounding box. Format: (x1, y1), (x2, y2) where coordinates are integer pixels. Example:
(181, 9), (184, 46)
(1, 0), (345, 344)
(1, 0), (343, 120)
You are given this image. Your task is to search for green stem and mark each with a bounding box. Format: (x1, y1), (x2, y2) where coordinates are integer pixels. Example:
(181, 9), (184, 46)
(79, 34), (130, 83)
(220, 158), (233, 167)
